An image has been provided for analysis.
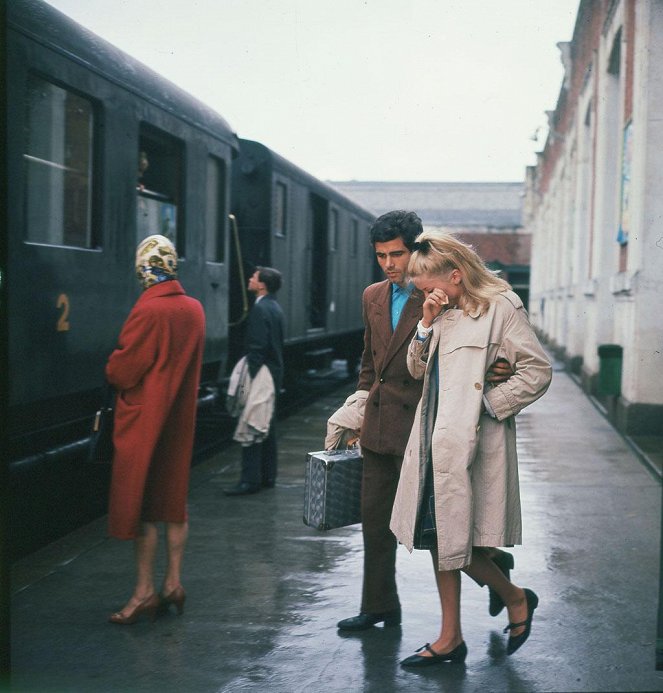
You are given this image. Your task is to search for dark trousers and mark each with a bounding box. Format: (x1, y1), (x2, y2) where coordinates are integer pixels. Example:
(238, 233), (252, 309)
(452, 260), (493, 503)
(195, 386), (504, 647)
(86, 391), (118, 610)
(360, 447), (403, 614)
(240, 421), (277, 487)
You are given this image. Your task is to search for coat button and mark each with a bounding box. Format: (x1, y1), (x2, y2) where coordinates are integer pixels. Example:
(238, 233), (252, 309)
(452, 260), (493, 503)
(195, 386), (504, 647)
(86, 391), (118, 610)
(373, 401), (379, 407)
(474, 382), (482, 390)
(379, 378), (385, 383)
(403, 404), (409, 410)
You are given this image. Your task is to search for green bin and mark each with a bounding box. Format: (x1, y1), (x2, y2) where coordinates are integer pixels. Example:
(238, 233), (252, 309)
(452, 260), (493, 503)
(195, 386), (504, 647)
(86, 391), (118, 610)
(597, 344), (623, 396)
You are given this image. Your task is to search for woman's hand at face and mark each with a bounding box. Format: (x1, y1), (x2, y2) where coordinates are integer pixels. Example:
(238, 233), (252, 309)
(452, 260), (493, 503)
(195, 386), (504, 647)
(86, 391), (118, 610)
(422, 288), (449, 327)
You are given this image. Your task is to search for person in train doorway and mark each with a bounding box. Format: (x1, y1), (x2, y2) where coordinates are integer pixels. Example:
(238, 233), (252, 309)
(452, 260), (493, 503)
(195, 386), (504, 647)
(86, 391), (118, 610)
(106, 234), (205, 624)
(225, 266), (285, 496)
(336, 210), (515, 632)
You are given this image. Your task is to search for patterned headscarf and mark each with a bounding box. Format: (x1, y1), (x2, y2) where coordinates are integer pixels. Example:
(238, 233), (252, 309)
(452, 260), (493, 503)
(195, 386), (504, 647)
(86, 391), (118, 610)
(135, 235), (178, 290)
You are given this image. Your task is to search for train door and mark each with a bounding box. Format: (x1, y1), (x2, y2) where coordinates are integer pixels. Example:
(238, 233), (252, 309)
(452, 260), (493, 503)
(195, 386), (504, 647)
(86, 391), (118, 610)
(136, 125), (183, 248)
(308, 193), (328, 330)
(202, 153), (230, 378)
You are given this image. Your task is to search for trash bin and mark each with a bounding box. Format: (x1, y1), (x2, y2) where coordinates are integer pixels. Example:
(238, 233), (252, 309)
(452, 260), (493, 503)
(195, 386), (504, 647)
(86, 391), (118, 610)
(597, 344), (623, 396)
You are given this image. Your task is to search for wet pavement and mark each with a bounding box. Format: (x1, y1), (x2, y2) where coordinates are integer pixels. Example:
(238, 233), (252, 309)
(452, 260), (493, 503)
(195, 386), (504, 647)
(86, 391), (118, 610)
(10, 362), (663, 692)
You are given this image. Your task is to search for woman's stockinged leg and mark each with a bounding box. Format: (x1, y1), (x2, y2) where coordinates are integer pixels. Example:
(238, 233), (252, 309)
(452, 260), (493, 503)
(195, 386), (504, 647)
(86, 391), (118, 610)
(425, 550), (464, 656)
(133, 521), (159, 599)
(163, 521), (188, 595)
(464, 547), (528, 638)
(109, 521), (159, 621)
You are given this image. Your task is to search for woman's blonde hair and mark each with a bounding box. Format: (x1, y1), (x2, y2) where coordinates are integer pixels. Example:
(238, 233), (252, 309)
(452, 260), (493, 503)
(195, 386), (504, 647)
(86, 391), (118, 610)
(407, 230), (511, 315)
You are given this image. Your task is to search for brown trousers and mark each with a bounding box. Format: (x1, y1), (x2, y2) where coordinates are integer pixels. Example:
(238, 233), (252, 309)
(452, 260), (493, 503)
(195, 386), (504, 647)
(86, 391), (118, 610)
(360, 447), (403, 614)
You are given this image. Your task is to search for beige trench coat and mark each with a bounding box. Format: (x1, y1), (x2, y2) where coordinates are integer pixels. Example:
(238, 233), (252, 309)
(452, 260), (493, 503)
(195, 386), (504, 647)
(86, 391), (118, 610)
(389, 290), (552, 570)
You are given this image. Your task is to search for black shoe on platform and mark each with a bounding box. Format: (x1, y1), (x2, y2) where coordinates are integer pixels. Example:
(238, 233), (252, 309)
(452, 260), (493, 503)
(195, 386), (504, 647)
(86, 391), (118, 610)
(488, 551), (515, 617)
(504, 588), (539, 655)
(337, 609), (401, 631)
(224, 482), (260, 496)
(400, 641), (467, 668)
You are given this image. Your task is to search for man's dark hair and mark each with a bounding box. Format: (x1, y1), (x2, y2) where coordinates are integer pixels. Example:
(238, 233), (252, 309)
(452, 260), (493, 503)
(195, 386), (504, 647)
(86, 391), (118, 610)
(369, 210), (423, 250)
(257, 266), (282, 294)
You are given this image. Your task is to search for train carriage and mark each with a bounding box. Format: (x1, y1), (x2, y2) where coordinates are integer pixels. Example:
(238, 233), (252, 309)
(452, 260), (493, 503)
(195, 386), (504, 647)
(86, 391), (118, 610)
(7, 0), (238, 551)
(6, 0), (376, 556)
(229, 139), (375, 374)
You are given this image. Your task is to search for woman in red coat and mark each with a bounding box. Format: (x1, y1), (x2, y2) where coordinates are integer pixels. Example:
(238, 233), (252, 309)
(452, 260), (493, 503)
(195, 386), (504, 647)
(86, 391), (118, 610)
(106, 234), (205, 624)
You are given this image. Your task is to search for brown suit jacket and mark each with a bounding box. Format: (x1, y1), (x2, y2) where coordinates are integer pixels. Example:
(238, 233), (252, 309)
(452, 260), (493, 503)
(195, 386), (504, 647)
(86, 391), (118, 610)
(358, 280), (424, 457)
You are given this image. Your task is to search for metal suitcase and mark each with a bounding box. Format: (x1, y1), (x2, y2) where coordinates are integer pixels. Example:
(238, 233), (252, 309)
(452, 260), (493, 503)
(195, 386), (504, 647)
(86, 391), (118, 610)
(303, 448), (363, 530)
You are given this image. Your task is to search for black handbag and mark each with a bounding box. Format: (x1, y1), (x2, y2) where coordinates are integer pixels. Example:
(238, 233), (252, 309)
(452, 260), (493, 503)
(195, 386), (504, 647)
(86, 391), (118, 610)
(87, 384), (115, 464)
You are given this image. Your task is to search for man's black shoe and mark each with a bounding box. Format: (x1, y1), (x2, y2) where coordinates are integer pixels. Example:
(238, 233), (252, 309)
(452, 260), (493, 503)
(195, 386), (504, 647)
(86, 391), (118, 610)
(261, 480), (275, 488)
(224, 482), (260, 496)
(337, 609), (401, 631)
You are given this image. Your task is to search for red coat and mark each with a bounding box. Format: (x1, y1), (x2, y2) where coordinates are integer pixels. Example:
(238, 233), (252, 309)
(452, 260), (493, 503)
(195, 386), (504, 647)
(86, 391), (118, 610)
(105, 280), (205, 540)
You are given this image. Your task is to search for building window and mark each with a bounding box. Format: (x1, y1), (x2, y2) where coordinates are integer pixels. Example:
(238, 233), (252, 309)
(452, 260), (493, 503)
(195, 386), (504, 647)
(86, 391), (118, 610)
(24, 75), (95, 248)
(617, 120), (632, 249)
(206, 155), (226, 263)
(350, 219), (359, 257)
(137, 125), (183, 253)
(330, 209), (339, 251)
(274, 182), (287, 237)
(608, 28), (621, 75)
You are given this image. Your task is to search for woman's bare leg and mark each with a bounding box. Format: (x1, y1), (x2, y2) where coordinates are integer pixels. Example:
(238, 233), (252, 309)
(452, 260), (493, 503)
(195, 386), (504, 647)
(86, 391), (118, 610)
(419, 550), (464, 656)
(464, 547), (528, 637)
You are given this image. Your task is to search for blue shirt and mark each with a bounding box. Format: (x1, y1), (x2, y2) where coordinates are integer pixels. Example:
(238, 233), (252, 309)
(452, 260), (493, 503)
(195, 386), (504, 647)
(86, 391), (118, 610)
(391, 282), (414, 331)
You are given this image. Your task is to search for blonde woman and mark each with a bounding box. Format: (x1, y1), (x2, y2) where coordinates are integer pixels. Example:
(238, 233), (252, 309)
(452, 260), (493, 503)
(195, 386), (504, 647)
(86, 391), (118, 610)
(390, 231), (552, 667)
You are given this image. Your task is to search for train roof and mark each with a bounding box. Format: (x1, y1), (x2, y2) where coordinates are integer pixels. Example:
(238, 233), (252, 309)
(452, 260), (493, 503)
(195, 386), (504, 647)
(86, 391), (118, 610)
(237, 139), (375, 221)
(8, 0), (239, 152)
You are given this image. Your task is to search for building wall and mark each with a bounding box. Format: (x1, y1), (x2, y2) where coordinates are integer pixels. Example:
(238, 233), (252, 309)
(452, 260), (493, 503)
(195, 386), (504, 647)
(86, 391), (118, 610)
(327, 181), (524, 229)
(525, 0), (663, 436)
(329, 180), (531, 304)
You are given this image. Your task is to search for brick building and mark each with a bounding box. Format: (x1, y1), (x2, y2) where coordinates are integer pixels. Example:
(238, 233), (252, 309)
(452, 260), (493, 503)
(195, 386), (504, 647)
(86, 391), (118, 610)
(328, 181), (530, 305)
(524, 0), (663, 439)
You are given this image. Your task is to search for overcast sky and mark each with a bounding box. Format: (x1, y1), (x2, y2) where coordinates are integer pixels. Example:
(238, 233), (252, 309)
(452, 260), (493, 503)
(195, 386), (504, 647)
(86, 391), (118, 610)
(44, 0), (579, 182)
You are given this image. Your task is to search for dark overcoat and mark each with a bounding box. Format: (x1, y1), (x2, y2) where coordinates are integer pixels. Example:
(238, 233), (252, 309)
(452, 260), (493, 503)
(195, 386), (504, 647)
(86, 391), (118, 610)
(106, 280), (205, 540)
(357, 280), (424, 456)
(246, 293), (285, 392)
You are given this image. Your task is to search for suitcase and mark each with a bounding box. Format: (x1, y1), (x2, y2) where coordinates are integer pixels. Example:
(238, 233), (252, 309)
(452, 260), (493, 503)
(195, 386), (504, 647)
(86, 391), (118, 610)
(303, 448), (363, 530)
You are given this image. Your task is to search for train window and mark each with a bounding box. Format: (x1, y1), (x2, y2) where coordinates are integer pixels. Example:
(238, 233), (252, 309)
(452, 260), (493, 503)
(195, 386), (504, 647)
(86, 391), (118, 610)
(136, 125), (183, 252)
(206, 155), (226, 263)
(330, 209), (339, 251)
(350, 219), (359, 257)
(24, 75), (94, 247)
(274, 182), (287, 237)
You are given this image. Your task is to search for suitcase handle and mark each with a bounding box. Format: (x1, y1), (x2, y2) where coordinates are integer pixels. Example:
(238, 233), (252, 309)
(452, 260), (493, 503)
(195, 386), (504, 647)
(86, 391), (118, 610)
(326, 444), (359, 456)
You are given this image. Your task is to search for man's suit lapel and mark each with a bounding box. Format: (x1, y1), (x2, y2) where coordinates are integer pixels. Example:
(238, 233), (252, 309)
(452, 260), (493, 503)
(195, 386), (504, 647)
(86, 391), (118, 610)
(370, 281), (393, 356)
(382, 288), (424, 371)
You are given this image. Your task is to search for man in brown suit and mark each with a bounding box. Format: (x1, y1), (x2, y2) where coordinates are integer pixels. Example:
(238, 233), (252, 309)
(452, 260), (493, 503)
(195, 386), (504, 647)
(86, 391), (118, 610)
(338, 211), (513, 631)
(337, 211), (426, 631)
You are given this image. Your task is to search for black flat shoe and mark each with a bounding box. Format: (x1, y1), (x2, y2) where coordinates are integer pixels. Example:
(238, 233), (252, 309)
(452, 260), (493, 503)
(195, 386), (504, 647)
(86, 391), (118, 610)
(337, 608), (401, 631)
(489, 550), (514, 617)
(224, 482), (260, 496)
(504, 588), (539, 655)
(400, 641), (467, 668)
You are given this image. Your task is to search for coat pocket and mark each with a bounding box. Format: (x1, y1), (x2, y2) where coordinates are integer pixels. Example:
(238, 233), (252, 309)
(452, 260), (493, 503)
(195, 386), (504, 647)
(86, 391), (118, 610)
(440, 337), (493, 356)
